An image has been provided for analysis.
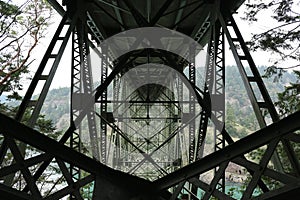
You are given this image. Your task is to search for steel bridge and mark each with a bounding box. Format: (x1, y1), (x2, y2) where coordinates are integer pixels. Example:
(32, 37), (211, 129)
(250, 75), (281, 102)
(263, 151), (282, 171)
(0, 0), (300, 199)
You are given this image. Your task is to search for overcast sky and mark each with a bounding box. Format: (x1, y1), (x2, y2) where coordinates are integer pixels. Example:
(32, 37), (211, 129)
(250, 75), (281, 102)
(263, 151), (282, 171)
(26, 2), (299, 91)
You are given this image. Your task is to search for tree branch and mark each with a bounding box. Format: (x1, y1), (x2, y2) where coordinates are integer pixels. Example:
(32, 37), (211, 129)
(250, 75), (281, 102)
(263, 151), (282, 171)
(0, 0), (49, 88)
(0, 1), (29, 39)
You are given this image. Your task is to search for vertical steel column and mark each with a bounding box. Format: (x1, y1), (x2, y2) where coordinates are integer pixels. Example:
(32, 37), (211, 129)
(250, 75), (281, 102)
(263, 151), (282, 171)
(100, 43), (108, 164)
(194, 99), (209, 162)
(70, 10), (101, 198)
(80, 18), (100, 161)
(177, 74), (184, 165)
(70, 12), (100, 194)
(193, 12), (214, 162)
(212, 21), (226, 192)
(203, 17), (226, 194)
(188, 44), (196, 164)
(166, 80), (177, 173)
(188, 43), (197, 200)
(121, 80), (129, 169)
(112, 77), (121, 169)
(70, 27), (82, 186)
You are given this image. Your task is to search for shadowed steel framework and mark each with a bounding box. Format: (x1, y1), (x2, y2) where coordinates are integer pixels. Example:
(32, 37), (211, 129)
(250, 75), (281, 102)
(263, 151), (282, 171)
(0, 0), (300, 199)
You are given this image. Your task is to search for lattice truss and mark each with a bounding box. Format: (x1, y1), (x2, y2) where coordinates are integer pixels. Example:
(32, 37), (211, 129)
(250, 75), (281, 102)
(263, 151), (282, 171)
(0, 0), (300, 200)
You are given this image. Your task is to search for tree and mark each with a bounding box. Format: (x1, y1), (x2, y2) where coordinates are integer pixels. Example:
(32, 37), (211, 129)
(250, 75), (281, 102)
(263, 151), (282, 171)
(236, 1), (300, 193)
(0, 103), (63, 191)
(0, 0), (62, 192)
(242, 0), (300, 116)
(243, 0), (300, 75)
(0, 0), (53, 99)
(275, 70), (300, 116)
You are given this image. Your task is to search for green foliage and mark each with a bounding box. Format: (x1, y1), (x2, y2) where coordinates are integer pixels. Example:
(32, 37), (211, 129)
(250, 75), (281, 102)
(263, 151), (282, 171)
(225, 65), (299, 140)
(0, 102), (63, 189)
(225, 103), (238, 135)
(242, 0), (300, 119)
(262, 66), (286, 80)
(275, 70), (300, 116)
(227, 187), (235, 197)
(0, 0), (53, 98)
(225, 66), (264, 138)
(242, 0), (300, 82)
(233, 0), (300, 187)
(243, 0), (300, 60)
(0, 1), (19, 15)
(0, 102), (61, 138)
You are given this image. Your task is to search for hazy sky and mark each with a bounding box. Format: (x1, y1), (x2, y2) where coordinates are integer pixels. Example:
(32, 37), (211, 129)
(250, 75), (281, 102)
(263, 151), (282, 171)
(26, 2), (299, 91)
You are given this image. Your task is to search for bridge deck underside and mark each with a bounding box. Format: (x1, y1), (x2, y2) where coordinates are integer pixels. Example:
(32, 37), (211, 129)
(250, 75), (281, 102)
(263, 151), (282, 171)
(1, 0), (300, 200)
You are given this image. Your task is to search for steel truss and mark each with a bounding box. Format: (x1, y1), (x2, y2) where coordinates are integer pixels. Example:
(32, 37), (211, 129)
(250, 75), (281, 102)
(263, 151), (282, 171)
(206, 19), (226, 194)
(0, 113), (153, 200)
(0, 0), (300, 199)
(154, 110), (300, 200)
(212, 21), (226, 194)
(99, 43), (108, 164)
(218, 12), (299, 173)
(1, 110), (300, 199)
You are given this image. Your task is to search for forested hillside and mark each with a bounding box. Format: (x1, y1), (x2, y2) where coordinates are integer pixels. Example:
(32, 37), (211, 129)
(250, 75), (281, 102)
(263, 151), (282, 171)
(39, 66), (296, 138)
(39, 87), (70, 131)
(225, 66), (296, 138)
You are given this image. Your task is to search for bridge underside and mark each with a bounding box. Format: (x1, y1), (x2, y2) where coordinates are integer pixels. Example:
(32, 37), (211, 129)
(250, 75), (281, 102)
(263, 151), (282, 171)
(0, 0), (300, 199)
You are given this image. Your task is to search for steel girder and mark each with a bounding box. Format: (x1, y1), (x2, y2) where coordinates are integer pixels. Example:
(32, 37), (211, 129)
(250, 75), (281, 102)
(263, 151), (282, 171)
(70, 24), (83, 193)
(204, 18), (226, 195)
(218, 11), (299, 174)
(0, 12), (78, 187)
(0, 0), (300, 199)
(1, 110), (300, 199)
(0, 113), (154, 200)
(154, 110), (300, 199)
(100, 42), (108, 164)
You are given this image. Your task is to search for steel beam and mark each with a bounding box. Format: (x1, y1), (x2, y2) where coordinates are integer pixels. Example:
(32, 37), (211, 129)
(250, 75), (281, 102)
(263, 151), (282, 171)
(0, 184), (31, 200)
(188, 43), (196, 164)
(2, 1), (299, 200)
(149, 0), (173, 26)
(153, 110), (300, 190)
(95, 0), (130, 14)
(4, 12), (78, 187)
(212, 20), (226, 193)
(15, 13), (76, 123)
(123, 0), (149, 27)
(93, 1), (128, 30)
(0, 113), (153, 198)
(218, 11), (300, 176)
(171, 2), (205, 29)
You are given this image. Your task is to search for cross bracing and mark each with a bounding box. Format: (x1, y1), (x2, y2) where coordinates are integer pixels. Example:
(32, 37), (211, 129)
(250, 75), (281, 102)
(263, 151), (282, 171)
(0, 0), (300, 199)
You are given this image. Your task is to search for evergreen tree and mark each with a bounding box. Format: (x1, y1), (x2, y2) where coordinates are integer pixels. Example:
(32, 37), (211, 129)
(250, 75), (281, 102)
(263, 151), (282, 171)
(235, 1), (300, 193)
(275, 70), (300, 116)
(243, 0), (300, 115)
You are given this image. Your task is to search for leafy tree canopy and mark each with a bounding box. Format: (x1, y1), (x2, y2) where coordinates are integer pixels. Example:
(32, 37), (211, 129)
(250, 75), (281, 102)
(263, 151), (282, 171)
(0, 0), (53, 100)
(243, 0), (300, 76)
(243, 0), (300, 115)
